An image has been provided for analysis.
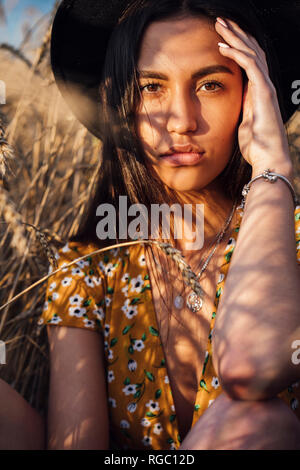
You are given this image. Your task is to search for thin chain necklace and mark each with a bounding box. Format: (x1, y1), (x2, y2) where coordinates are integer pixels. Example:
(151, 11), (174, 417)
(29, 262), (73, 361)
(174, 199), (238, 313)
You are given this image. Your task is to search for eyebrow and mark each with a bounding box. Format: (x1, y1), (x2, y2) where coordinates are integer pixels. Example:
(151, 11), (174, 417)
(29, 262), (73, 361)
(137, 64), (234, 80)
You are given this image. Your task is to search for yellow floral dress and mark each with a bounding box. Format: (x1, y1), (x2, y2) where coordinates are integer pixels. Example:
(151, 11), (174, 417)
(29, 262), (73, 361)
(38, 202), (300, 450)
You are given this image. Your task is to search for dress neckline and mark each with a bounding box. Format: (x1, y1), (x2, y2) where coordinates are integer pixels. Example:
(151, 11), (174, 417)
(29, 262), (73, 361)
(142, 202), (244, 441)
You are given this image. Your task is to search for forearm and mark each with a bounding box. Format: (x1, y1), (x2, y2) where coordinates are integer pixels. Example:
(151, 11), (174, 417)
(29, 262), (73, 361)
(0, 378), (45, 449)
(212, 162), (300, 400)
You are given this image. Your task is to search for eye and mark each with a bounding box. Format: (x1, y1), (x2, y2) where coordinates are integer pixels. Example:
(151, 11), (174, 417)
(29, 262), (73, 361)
(139, 82), (162, 93)
(199, 80), (223, 92)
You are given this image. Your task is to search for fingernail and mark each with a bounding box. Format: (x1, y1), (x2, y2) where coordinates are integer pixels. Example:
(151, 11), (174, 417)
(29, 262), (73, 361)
(218, 42), (230, 48)
(216, 17), (228, 28)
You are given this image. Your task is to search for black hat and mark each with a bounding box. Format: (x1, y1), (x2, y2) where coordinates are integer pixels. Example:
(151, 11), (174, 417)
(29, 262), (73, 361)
(51, 0), (300, 139)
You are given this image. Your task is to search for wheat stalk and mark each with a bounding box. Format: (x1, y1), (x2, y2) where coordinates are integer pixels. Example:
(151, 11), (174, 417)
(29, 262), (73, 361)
(0, 118), (15, 179)
(0, 239), (203, 313)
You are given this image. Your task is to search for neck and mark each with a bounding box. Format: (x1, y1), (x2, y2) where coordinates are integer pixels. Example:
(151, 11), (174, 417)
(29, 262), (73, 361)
(165, 185), (237, 253)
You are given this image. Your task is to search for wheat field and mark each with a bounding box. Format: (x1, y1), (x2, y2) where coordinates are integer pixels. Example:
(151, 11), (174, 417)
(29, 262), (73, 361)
(0, 6), (299, 418)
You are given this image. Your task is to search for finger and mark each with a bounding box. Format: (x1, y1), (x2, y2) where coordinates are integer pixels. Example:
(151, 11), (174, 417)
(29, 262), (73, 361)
(215, 20), (256, 58)
(215, 20), (269, 75)
(217, 45), (275, 94)
(224, 18), (264, 57)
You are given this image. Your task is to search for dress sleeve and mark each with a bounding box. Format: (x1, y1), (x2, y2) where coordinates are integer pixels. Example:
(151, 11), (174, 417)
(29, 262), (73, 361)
(37, 241), (106, 334)
(295, 205), (300, 265)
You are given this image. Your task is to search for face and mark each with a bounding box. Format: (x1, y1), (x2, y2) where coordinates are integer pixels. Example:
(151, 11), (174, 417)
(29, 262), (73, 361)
(135, 15), (244, 194)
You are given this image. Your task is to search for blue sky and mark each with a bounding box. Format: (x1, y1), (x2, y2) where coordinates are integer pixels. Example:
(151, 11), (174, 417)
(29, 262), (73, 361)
(0, 0), (56, 48)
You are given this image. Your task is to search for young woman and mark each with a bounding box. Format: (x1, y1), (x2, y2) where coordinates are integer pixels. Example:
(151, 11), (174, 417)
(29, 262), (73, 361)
(1, 0), (300, 450)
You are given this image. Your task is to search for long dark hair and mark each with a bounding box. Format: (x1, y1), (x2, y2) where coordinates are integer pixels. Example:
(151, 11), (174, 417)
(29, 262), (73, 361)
(69, 0), (285, 248)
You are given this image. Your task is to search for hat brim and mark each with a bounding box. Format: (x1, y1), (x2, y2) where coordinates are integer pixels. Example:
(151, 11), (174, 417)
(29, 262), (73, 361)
(51, 0), (300, 139)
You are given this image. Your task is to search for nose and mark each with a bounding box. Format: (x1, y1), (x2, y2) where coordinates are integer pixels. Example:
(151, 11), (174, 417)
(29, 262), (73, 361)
(166, 86), (198, 134)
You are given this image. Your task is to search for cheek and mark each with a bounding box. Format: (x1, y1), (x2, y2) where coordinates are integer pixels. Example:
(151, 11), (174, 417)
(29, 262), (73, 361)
(135, 113), (161, 152)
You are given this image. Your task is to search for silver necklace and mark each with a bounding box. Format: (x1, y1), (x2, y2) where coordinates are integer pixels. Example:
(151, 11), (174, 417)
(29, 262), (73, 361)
(175, 200), (238, 313)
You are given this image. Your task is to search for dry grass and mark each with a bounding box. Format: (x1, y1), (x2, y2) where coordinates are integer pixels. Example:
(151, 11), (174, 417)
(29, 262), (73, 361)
(0, 8), (299, 418)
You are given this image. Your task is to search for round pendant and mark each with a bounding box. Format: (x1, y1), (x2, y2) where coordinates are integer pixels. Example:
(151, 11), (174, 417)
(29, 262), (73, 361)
(186, 292), (203, 313)
(174, 295), (184, 309)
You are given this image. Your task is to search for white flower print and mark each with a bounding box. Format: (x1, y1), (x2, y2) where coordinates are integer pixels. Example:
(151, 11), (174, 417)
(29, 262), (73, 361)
(170, 443), (177, 450)
(108, 349), (114, 360)
(104, 341), (109, 351)
(121, 273), (130, 283)
(69, 306), (86, 318)
(128, 359), (137, 372)
(146, 400), (160, 413)
(164, 376), (169, 384)
(84, 276), (96, 288)
(76, 259), (90, 269)
(138, 254), (146, 267)
(105, 296), (112, 307)
(48, 264), (53, 275)
(104, 324), (110, 337)
(49, 282), (57, 292)
(120, 420), (130, 429)
(127, 402), (137, 413)
(60, 262), (69, 273)
(211, 377), (219, 389)
(62, 243), (71, 253)
(142, 436), (152, 446)
(43, 302), (48, 311)
(92, 276), (102, 286)
(49, 315), (62, 325)
(52, 292), (59, 301)
(132, 339), (145, 352)
(108, 370), (115, 383)
(208, 399), (215, 407)
(153, 423), (163, 435)
(92, 307), (105, 321)
(217, 273), (225, 284)
(108, 397), (116, 408)
(71, 267), (84, 277)
(98, 260), (106, 274)
(54, 252), (60, 260)
(61, 277), (72, 287)
(171, 405), (175, 412)
(141, 418), (151, 427)
(69, 294), (83, 305)
(105, 263), (117, 278)
(83, 318), (95, 329)
(121, 299), (138, 320)
(125, 306), (138, 320)
(226, 237), (236, 251)
(122, 384), (137, 396)
(122, 285), (129, 297)
(130, 274), (144, 293)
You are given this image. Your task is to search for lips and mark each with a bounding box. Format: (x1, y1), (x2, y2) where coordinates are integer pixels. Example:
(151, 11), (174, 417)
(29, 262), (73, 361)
(160, 152), (205, 166)
(160, 145), (205, 166)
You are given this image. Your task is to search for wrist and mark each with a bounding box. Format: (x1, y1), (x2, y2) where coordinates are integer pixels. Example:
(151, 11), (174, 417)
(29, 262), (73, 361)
(251, 162), (294, 181)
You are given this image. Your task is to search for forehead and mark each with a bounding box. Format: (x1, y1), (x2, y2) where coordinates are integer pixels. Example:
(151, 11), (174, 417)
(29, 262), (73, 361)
(138, 16), (233, 71)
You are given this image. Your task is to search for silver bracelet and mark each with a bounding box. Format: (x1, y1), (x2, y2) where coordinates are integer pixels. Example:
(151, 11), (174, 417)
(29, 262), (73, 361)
(241, 168), (299, 209)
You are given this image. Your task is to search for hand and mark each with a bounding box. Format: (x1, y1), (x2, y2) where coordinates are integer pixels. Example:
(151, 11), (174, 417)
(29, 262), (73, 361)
(215, 17), (293, 178)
